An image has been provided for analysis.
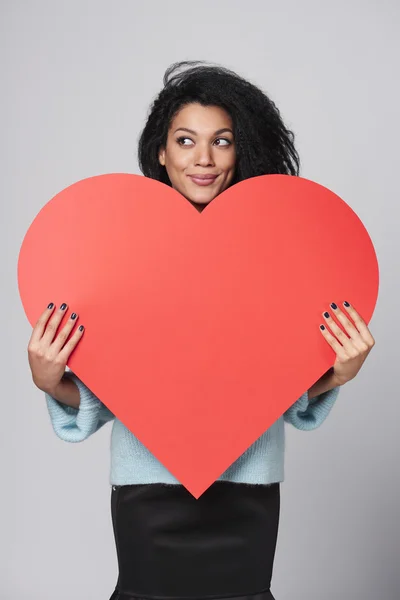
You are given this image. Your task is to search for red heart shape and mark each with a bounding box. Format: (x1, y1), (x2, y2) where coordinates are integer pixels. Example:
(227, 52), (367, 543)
(18, 173), (379, 497)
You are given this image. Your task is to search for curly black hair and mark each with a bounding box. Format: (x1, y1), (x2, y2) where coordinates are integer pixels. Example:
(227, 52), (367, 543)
(138, 60), (300, 187)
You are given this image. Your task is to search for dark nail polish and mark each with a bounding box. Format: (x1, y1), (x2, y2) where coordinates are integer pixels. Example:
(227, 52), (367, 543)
(344, 301), (350, 307)
(60, 303), (67, 310)
(324, 311), (330, 318)
(79, 325), (84, 331)
(47, 303), (54, 309)
(330, 303), (337, 310)
(71, 313), (77, 320)
(320, 324), (325, 330)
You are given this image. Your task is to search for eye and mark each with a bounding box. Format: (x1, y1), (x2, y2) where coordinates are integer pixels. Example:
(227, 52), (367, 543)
(177, 136), (194, 146)
(214, 138), (232, 146)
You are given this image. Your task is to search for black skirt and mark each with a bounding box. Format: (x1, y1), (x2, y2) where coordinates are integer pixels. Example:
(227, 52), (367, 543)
(109, 480), (280, 600)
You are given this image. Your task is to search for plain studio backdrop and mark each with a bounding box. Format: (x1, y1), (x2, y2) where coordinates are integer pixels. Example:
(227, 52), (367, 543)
(1, 1), (399, 599)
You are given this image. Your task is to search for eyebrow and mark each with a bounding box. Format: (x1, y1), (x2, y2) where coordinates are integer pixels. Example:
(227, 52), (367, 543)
(173, 127), (233, 135)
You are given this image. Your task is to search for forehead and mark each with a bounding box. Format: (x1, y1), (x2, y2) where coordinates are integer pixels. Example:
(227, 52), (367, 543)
(169, 103), (233, 131)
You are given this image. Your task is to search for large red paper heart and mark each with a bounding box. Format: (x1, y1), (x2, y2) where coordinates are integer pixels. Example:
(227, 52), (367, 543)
(18, 174), (379, 497)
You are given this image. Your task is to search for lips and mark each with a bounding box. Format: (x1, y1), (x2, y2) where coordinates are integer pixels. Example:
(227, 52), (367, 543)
(188, 174), (219, 187)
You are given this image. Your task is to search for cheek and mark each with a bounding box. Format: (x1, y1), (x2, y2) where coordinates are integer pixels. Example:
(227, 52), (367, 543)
(166, 150), (189, 174)
(222, 146), (236, 165)
(223, 151), (236, 175)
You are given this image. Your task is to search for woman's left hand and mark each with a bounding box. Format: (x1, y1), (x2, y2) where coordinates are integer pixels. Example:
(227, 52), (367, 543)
(320, 301), (375, 386)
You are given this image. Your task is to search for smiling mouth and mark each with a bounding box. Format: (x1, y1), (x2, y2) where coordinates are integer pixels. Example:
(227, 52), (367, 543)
(187, 174), (219, 186)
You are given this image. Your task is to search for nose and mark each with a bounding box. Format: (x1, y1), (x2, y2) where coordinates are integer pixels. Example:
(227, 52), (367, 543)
(194, 143), (215, 167)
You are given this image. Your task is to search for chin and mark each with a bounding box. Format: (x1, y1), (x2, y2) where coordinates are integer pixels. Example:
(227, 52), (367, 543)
(192, 196), (214, 205)
(181, 191), (214, 207)
(191, 189), (223, 204)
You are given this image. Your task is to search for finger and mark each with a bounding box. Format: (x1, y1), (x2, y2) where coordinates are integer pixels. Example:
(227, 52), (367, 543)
(342, 301), (375, 347)
(58, 323), (85, 363)
(322, 310), (354, 352)
(328, 302), (361, 340)
(319, 322), (346, 357)
(50, 311), (79, 353)
(29, 302), (56, 345)
(41, 302), (69, 346)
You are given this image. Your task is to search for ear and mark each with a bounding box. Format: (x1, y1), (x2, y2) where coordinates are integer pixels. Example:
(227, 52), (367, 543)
(158, 147), (166, 166)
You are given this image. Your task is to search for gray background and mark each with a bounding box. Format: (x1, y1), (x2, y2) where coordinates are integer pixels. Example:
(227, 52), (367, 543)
(2, 1), (399, 598)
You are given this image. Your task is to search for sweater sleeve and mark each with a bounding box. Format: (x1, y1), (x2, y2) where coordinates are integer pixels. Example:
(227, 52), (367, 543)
(45, 370), (115, 442)
(283, 385), (340, 431)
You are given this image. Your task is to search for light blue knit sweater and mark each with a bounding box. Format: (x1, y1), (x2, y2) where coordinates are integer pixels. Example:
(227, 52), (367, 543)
(45, 371), (340, 486)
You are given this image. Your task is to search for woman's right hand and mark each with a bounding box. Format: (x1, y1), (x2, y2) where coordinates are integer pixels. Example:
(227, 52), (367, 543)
(28, 302), (85, 395)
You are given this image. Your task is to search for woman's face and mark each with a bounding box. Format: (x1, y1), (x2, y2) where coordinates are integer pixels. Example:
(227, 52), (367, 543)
(158, 103), (236, 211)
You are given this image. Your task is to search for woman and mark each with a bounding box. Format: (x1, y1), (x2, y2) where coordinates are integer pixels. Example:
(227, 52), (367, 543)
(28, 61), (375, 600)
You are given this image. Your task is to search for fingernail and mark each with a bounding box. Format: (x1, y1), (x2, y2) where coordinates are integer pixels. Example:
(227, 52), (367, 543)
(47, 303), (54, 309)
(324, 311), (330, 318)
(71, 313), (77, 320)
(320, 324), (326, 330)
(330, 303), (337, 310)
(60, 303), (67, 310)
(79, 325), (84, 331)
(344, 301), (350, 307)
